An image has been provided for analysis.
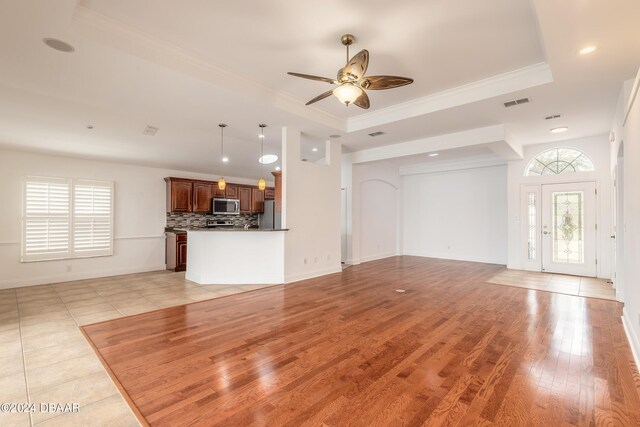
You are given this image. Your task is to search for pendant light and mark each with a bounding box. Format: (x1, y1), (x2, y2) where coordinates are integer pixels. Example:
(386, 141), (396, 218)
(258, 124), (267, 190)
(218, 124), (227, 190)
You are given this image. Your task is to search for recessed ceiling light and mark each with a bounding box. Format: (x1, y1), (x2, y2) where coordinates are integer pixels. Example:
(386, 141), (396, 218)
(275, 166), (281, 171)
(43, 38), (75, 53)
(550, 126), (569, 134)
(258, 134), (265, 139)
(428, 153), (439, 157)
(222, 156), (229, 163)
(579, 46), (597, 55)
(312, 148), (318, 152)
(259, 154), (278, 164)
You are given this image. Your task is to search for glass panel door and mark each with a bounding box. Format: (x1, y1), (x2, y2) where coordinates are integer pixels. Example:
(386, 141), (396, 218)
(552, 191), (584, 264)
(541, 182), (597, 277)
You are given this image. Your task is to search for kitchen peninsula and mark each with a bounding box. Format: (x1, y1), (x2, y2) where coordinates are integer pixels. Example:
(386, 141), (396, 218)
(186, 228), (288, 285)
(165, 173), (286, 284)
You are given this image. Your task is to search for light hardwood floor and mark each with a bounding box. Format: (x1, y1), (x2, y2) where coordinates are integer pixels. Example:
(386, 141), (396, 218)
(82, 257), (640, 426)
(0, 270), (274, 426)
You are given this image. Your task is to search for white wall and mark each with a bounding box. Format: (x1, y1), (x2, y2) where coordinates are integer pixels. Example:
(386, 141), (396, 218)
(355, 163), (402, 263)
(0, 148), (259, 289)
(342, 161), (402, 264)
(612, 72), (640, 364)
(281, 128), (342, 282)
(506, 135), (613, 279)
(403, 165), (508, 264)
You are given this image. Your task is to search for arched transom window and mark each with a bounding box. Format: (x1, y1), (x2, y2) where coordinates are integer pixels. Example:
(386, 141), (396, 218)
(525, 148), (595, 176)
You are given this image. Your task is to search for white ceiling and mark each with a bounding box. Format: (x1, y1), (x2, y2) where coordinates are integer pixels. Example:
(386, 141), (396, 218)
(0, 0), (638, 177)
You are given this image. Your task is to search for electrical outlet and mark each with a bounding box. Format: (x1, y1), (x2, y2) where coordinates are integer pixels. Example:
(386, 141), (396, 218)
(66, 265), (72, 272)
(304, 258), (307, 265)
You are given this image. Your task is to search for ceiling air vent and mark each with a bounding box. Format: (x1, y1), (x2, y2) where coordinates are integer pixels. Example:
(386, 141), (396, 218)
(503, 97), (530, 108)
(545, 114), (561, 120)
(143, 125), (159, 136)
(368, 131), (386, 137)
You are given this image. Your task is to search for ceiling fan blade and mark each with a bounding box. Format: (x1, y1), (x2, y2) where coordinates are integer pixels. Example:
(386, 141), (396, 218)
(339, 49), (369, 82)
(305, 89), (334, 105)
(361, 75), (414, 90)
(353, 91), (370, 109)
(287, 72), (336, 84)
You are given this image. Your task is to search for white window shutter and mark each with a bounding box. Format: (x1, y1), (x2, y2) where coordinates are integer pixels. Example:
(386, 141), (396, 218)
(22, 177), (71, 261)
(73, 180), (114, 257)
(22, 177), (114, 262)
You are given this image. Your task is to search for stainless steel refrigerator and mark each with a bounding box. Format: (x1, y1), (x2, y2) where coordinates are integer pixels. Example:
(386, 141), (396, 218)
(259, 200), (281, 229)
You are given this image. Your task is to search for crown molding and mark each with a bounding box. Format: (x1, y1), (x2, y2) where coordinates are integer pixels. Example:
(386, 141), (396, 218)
(347, 62), (553, 132)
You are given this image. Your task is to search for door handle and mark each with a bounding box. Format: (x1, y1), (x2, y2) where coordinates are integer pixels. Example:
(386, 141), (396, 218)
(610, 235), (616, 239)
(543, 231), (550, 235)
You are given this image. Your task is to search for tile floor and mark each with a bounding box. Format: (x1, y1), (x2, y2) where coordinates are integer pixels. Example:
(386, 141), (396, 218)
(486, 269), (616, 300)
(0, 270), (275, 427)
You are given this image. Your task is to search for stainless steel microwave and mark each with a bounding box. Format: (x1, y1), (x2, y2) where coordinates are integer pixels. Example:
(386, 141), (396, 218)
(212, 198), (240, 215)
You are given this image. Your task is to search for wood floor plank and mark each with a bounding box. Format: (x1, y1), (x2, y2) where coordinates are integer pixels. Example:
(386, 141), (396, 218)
(81, 256), (640, 426)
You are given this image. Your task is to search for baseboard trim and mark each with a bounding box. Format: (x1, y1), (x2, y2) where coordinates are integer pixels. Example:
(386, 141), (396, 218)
(622, 307), (640, 370)
(402, 251), (506, 266)
(0, 264), (168, 290)
(358, 252), (399, 263)
(285, 266), (342, 284)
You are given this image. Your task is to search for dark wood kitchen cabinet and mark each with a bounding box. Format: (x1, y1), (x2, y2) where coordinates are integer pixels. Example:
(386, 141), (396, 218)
(165, 178), (276, 214)
(166, 232), (187, 272)
(264, 188), (275, 200)
(252, 188), (264, 213)
(225, 185), (239, 199)
(213, 184), (225, 198)
(238, 186), (252, 213)
(192, 181), (212, 213)
(165, 178), (192, 212)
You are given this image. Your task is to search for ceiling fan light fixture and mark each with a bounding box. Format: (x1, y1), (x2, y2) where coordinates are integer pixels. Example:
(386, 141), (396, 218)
(333, 83), (362, 106)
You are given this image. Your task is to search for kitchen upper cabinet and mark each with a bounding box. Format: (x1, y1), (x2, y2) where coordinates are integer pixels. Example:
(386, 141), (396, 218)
(252, 188), (265, 213)
(165, 178), (192, 212)
(264, 188), (275, 200)
(165, 178), (274, 214)
(238, 186), (252, 213)
(225, 185), (239, 199)
(193, 181), (212, 213)
(212, 184), (225, 198)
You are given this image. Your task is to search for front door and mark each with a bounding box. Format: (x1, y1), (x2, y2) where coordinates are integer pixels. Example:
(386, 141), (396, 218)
(541, 182), (597, 277)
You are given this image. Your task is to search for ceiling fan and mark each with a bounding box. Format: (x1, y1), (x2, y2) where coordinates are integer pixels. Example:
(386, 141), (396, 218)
(287, 34), (413, 109)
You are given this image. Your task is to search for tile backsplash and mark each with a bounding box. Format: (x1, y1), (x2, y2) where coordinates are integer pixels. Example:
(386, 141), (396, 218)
(166, 212), (259, 229)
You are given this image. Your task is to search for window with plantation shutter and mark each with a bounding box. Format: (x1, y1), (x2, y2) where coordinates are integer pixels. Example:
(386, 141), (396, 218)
(73, 180), (113, 257)
(22, 177), (71, 261)
(22, 176), (114, 262)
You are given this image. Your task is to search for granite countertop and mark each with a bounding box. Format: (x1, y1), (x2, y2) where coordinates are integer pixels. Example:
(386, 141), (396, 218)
(166, 227), (288, 233)
(184, 228), (289, 232)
